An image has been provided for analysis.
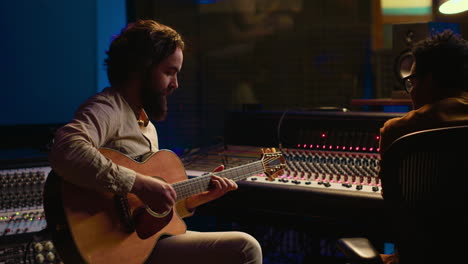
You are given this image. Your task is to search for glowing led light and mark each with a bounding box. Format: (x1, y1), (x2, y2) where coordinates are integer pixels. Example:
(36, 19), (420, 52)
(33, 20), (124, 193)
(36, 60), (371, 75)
(321, 133), (326, 138)
(297, 144), (300, 147)
(355, 147), (360, 151)
(342, 146), (346, 150)
(322, 145), (326, 149)
(369, 147), (374, 151)
(363, 147), (367, 151)
(375, 135), (380, 140)
(377, 148), (381, 152)
(309, 144), (313, 148)
(303, 144), (307, 148)
(329, 145), (332, 149)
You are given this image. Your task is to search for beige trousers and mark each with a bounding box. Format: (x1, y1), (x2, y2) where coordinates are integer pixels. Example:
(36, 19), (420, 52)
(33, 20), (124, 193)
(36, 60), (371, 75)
(146, 231), (263, 264)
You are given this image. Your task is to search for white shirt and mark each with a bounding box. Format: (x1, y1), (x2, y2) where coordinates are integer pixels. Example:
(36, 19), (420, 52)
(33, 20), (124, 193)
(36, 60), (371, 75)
(49, 87), (160, 194)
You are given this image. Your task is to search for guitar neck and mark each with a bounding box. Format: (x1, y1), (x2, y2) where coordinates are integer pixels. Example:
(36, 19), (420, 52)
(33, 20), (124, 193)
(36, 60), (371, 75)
(173, 160), (264, 200)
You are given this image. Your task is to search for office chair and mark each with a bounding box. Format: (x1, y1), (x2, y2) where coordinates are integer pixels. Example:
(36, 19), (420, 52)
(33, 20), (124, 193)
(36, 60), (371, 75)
(336, 125), (468, 264)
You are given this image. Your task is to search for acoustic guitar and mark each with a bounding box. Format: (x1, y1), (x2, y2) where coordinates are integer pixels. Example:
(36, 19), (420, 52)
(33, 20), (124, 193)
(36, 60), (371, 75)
(43, 147), (285, 264)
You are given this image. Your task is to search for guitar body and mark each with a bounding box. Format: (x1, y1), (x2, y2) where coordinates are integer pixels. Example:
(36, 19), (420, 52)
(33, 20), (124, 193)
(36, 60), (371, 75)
(44, 148), (188, 264)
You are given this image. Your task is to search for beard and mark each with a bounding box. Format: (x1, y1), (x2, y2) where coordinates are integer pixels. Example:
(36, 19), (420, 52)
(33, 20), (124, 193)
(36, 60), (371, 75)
(141, 75), (168, 121)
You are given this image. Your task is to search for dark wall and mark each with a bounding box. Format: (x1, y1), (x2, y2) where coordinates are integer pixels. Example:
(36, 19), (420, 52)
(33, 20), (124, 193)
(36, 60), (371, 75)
(127, 0), (374, 151)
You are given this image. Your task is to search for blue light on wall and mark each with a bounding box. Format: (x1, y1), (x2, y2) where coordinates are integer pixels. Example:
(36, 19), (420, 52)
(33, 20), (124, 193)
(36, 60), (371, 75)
(0, 0), (126, 125)
(97, 0), (127, 92)
(0, 0), (97, 125)
(197, 0), (218, 4)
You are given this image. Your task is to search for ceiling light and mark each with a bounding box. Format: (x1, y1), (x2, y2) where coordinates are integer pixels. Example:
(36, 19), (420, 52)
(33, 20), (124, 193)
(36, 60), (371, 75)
(439, 0), (468, 14)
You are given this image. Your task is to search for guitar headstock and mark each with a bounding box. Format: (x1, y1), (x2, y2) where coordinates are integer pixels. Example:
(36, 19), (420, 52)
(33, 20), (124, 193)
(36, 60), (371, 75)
(260, 148), (286, 181)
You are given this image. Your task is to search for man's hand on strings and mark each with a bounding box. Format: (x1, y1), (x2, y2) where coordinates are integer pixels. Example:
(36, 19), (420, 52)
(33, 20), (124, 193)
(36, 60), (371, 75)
(185, 165), (238, 210)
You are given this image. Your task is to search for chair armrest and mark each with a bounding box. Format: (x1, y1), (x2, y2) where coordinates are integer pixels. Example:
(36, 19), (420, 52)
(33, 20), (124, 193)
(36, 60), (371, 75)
(336, 237), (383, 264)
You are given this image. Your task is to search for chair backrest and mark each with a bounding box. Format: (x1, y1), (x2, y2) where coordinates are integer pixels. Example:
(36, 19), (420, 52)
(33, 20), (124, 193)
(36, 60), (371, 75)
(379, 125), (468, 263)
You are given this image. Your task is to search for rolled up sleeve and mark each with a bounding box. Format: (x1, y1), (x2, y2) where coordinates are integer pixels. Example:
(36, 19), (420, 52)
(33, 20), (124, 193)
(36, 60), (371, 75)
(49, 101), (136, 194)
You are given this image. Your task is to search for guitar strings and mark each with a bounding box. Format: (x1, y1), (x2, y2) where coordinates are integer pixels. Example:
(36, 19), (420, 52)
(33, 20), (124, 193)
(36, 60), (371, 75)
(174, 163), (265, 199)
(173, 155), (283, 200)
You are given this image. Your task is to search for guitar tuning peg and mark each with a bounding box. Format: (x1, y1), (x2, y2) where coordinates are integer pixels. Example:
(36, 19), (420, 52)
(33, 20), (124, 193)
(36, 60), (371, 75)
(271, 147), (276, 152)
(261, 148), (264, 154)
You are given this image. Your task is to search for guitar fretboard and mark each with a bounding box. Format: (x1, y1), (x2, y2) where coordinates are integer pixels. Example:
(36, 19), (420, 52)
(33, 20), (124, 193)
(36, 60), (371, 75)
(173, 160), (264, 200)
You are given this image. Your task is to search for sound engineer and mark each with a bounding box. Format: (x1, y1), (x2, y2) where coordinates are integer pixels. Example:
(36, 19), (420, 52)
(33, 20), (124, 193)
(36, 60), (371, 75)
(379, 29), (468, 153)
(48, 19), (262, 264)
(378, 29), (468, 264)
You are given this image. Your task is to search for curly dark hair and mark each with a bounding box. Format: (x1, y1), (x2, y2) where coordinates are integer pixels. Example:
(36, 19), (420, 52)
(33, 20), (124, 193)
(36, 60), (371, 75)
(105, 19), (184, 86)
(411, 29), (468, 92)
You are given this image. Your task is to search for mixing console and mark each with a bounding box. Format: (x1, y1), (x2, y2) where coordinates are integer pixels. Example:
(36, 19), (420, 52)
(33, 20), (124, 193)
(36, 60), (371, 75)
(182, 111), (400, 217)
(184, 145), (382, 197)
(183, 111), (400, 262)
(0, 166), (50, 236)
(0, 160), (61, 264)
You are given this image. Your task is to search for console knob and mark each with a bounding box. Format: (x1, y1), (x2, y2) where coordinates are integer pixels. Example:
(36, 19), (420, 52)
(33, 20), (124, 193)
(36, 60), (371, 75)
(44, 241), (54, 251)
(34, 242), (44, 252)
(35, 253), (45, 263)
(46, 252), (56, 261)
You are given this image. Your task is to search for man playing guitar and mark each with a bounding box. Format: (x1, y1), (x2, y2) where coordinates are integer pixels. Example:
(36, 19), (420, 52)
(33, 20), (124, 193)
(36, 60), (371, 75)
(47, 19), (276, 264)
